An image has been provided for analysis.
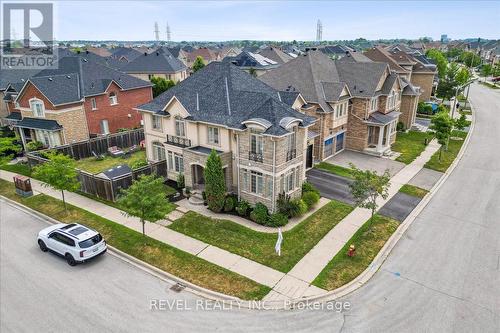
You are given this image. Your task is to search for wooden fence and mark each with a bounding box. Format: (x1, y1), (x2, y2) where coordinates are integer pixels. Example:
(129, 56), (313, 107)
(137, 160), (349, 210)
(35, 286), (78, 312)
(26, 129), (171, 202)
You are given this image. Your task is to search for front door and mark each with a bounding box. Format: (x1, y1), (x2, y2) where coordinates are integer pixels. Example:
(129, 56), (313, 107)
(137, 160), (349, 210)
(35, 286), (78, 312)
(306, 144), (313, 169)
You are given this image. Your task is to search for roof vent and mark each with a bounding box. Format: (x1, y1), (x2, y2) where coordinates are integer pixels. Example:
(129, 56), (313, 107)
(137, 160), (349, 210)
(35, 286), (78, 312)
(83, 59), (88, 62)
(48, 77), (53, 81)
(156, 52), (159, 56)
(144, 52), (147, 56)
(66, 75), (71, 79)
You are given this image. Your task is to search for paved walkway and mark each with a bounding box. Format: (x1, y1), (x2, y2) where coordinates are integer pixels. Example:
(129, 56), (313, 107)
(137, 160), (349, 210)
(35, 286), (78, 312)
(0, 170), (286, 289)
(264, 139), (441, 301)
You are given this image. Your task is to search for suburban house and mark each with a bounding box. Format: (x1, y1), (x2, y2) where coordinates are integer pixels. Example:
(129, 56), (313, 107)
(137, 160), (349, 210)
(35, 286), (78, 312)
(121, 47), (188, 82)
(259, 51), (352, 164)
(86, 46), (112, 57)
(0, 66), (40, 126)
(257, 46), (293, 65)
(363, 47), (422, 128)
(185, 47), (220, 67)
(166, 46), (190, 66)
(10, 56), (152, 148)
(318, 44), (355, 60)
(260, 50), (404, 158)
(223, 51), (280, 76)
(136, 61), (316, 212)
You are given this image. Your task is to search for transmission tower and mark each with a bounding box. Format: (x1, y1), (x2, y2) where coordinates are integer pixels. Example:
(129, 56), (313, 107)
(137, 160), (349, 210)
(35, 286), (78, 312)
(154, 21), (160, 41)
(316, 19), (322, 43)
(166, 22), (171, 44)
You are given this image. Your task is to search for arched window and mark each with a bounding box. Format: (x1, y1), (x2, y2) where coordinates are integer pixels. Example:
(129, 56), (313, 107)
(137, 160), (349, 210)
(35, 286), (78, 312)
(30, 99), (45, 117)
(152, 141), (166, 161)
(109, 92), (118, 105)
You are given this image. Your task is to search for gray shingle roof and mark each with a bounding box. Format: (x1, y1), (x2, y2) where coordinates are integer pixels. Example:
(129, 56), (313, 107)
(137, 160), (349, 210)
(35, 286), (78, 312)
(259, 51), (348, 112)
(0, 64), (40, 91)
(257, 47), (293, 65)
(336, 61), (389, 98)
(29, 56), (151, 105)
(16, 117), (62, 130)
(223, 51), (279, 70)
(121, 47), (186, 74)
(111, 47), (142, 61)
(137, 62), (315, 136)
(380, 73), (399, 95)
(366, 111), (401, 125)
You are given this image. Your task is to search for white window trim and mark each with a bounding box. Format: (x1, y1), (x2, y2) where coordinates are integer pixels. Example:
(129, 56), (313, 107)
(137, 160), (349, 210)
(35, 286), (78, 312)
(90, 97), (97, 110)
(29, 98), (45, 118)
(175, 117), (186, 137)
(109, 93), (118, 106)
(250, 133), (264, 155)
(151, 115), (162, 131)
(207, 126), (220, 145)
(370, 97), (378, 112)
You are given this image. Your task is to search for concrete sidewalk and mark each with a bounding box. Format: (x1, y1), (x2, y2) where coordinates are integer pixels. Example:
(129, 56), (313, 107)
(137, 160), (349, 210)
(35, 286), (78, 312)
(264, 139), (441, 301)
(0, 170), (287, 289)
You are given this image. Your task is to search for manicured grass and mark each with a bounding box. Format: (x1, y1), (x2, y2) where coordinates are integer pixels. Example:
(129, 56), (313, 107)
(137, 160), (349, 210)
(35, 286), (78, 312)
(77, 189), (177, 215)
(480, 81), (499, 89)
(74, 150), (147, 174)
(169, 200), (354, 273)
(315, 162), (355, 179)
(312, 215), (399, 290)
(391, 131), (433, 164)
(399, 184), (429, 199)
(0, 179), (269, 300)
(459, 110), (472, 115)
(425, 130), (468, 173)
(0, 163), (32, 177)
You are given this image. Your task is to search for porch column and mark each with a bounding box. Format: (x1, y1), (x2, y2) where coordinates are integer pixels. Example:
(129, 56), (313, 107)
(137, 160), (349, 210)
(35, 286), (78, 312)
(377, 125), (385, 150)
(18, 128), (27, 148)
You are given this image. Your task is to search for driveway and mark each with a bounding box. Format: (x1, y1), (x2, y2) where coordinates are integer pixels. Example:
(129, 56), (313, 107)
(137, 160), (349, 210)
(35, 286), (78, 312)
(378, 192), (422, 222)
(306, 168), (355, 205)
(325, 150), (405, 176)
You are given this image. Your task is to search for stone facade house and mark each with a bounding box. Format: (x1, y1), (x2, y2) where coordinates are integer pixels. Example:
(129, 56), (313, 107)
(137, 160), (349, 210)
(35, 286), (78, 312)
(10, 56), (152, 148)
(136, 62), (315, 212)
(259, 51), (351, 164)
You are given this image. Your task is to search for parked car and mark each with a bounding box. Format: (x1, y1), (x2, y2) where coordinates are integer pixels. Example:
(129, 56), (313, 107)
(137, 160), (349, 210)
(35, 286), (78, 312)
(492, 77), (500, 83)
(37, 223), (107, 266)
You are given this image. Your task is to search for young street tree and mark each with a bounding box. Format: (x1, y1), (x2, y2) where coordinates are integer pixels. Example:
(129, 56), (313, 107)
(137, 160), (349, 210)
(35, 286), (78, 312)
(349, 163), (391, 229)
(204, 149), (226, 212)
(430, 112), (454, 160)
(150, 77), (175, 97)
(480, 64), (493, 82)
(426, 49), (448, 78)
(192, 56), (206, 73)
(32, 152), (80, 211)
(118, 174), (171, 236)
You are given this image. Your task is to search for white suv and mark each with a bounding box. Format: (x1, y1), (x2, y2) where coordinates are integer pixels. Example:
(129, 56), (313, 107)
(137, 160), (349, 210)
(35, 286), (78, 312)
(37, 223), (107, 266)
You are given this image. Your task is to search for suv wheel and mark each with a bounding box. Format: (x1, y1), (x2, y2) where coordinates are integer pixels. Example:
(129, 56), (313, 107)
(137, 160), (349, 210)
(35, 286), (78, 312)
(38, 240), (48, 252)
(65, 253), (77, 266)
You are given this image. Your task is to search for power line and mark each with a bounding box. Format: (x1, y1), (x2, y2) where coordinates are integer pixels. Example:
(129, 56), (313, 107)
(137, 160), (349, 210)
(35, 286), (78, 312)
(316, 19), (322, 43)
(154, 21), (160, 41)
(166, 22), (171, 44)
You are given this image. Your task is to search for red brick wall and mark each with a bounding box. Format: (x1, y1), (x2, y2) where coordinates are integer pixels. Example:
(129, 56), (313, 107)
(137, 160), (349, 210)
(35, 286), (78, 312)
(83, 82), (152, 135)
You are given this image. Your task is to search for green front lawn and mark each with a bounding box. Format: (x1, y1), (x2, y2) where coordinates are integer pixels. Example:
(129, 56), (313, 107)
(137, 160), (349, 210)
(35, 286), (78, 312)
(391, 131), (433, 164)
(425, 130), (467, 173)
(0, 179), (269, 300)
(74, 150), (147, 174)
(312, 215), (399, 290)
(0, 163), (32, 177)
(399, 184), (429, 198)
(169, 200), (354, 273)
(315, 162), (355, 179)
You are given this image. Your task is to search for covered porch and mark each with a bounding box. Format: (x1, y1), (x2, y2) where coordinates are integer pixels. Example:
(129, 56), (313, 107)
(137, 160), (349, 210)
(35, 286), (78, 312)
(364, 111), (400, 156)
(14, 117), (64, 149)
(183, 146), (233, 192)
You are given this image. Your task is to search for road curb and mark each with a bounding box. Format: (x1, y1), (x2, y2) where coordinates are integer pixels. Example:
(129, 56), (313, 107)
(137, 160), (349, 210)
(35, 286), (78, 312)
(0, 196), (241, 304)
(296, 98), (477, 305)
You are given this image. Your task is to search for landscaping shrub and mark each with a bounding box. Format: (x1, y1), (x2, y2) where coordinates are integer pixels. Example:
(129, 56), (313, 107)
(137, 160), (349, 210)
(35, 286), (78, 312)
(205, 149), (226, 213)
(224, 195), (237, 212)
(302, 191), (320, 209)
(302, 181), (319, 196)
(130, 159), (148, 169)
(250, 203), (269, 225)
(396, 121), (405, 132)
(287, 198), (306, 218)
(26, 141), (43, 152)
(417, 102), (433, 115)
(236, 200), (250, 217)
(266, 213), (288, 227)
(177, 173), (185, 189)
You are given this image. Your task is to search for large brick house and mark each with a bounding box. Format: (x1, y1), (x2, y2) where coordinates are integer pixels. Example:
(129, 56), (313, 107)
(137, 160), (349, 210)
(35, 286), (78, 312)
(136, 61), (315, 212)
(9, 56), (152, 148)
(260, 50), (403, 158)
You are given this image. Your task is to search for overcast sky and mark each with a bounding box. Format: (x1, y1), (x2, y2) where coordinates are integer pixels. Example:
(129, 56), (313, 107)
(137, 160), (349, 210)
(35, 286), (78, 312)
(52, 0), (499, 41)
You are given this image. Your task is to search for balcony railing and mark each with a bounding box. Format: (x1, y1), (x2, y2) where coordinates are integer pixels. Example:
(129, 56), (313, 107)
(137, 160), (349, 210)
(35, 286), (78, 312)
(286, 149), (296, 161)
(248, 151), (263, 163)
(166, 135), (191, 148)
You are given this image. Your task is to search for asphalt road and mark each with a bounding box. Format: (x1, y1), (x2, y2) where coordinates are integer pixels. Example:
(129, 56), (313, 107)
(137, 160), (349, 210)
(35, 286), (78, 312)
(1, 83), (499, 332)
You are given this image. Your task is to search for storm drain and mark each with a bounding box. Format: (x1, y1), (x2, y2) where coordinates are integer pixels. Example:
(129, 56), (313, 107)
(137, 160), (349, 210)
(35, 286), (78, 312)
(170, 283), (186, 293)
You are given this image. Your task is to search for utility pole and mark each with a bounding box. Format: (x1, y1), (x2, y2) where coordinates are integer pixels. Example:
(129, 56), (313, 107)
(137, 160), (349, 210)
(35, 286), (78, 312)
(166, 22), (171, 45)
(154, 22), (160, 42)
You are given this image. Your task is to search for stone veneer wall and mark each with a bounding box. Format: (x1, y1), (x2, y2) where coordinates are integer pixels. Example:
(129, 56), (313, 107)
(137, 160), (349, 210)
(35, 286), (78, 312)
(346, 98), (369, 151)
(183, 149), (233, 191)
(400, 94), (418, 129)
(411, 72), (434, 102)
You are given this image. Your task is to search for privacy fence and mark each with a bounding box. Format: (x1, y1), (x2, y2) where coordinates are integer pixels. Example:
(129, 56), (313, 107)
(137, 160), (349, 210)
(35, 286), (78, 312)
(26, 129), (170, 202)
